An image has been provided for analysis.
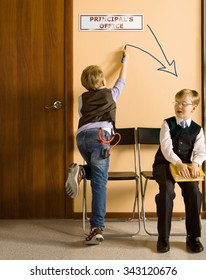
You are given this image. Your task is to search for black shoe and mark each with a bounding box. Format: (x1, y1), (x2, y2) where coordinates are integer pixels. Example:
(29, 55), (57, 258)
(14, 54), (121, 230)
(186, 236), (204, 253)
(157, 237), (170, 253)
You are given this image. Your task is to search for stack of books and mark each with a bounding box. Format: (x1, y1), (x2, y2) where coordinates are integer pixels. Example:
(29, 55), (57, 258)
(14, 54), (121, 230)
(169, 163), (205, 182)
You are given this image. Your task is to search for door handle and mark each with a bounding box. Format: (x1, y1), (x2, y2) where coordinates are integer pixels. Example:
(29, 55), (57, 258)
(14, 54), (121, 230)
(45, 101), (63, 110)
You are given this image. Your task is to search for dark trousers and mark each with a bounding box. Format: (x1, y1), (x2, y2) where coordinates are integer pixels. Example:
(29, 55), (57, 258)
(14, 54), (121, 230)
(153, 162), (202, 238)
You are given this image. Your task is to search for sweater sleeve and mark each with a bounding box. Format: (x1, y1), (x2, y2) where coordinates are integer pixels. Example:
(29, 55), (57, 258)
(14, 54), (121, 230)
(111, 78), (125, 102)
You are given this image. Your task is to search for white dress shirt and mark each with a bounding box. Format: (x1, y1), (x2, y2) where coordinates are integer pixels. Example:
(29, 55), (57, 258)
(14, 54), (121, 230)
(160, 117), (206, 166)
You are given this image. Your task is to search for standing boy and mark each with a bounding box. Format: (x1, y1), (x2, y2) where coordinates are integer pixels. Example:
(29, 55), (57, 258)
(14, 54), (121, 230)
(153, 89), (206, 253)
(65, 50), (129, 245)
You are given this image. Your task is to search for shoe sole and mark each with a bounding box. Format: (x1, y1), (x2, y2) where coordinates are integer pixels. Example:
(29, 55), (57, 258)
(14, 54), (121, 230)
(65, 163), (79, 198)
(157, 247), (170, 253)
(85, 234), (104, 245)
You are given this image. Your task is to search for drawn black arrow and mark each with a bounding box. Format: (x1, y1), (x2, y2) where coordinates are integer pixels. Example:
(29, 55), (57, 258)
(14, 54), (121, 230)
(125, 24), (178, 77)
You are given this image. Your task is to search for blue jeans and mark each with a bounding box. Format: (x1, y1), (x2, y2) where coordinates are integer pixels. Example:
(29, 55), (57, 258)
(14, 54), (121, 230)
(76, 128), (110, 229)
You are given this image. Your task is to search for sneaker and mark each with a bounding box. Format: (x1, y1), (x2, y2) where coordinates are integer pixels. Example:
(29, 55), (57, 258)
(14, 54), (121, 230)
(85, 227), (104, 245)
(65, 163), (82, 198)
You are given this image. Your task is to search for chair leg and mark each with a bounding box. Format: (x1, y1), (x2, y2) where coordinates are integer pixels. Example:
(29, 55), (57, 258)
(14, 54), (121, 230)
(83, 179), (141, 237)
(141, 179), (158, 236)
(141, 179), (186, 236)
(104, 179), (141, 237)
(82, 179), (90, 235)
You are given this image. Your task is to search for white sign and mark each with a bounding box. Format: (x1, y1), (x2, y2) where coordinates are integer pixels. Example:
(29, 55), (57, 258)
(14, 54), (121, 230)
(79, 14), (144, 31)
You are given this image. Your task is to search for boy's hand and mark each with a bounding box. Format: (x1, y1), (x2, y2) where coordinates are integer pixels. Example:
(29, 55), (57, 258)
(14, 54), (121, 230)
(121, 48), (129, 63)
(119, 49), (129, 79)
(123, 49), (129, 60)
(176, 161), (191, 178)
(176, 161), (200, 178)
(188, 162), (200, 178)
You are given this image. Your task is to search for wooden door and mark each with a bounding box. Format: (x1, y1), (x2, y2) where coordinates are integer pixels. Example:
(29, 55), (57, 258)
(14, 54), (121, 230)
(0, 0), (73, 218)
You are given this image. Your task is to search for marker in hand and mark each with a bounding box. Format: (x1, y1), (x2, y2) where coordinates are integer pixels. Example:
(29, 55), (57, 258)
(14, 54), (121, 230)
(121, 45), (127, 63)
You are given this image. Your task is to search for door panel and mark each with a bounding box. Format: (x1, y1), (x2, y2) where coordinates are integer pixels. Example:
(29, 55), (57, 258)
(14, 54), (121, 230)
(0, 0), (72, 218)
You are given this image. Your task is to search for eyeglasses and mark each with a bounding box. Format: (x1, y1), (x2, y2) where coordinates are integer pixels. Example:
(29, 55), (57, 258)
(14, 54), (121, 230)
(174, 101), (193, 107)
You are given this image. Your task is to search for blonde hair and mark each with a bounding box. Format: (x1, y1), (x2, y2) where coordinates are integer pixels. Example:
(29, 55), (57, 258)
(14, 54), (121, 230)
(175, 89), (200, 106)
(81, 65), (104, 90)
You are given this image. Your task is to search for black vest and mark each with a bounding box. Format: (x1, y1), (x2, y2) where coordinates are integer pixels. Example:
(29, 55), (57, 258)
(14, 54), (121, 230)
(78, 88), (116, 129)
(153, 116), (201, 166)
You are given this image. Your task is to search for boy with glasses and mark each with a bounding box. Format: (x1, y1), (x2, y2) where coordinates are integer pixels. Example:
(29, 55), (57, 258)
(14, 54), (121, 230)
(153, 89), (206, 253)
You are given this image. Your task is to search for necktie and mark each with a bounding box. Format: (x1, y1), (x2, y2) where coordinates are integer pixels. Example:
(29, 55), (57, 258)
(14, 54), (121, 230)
(180, 120), (187, 128)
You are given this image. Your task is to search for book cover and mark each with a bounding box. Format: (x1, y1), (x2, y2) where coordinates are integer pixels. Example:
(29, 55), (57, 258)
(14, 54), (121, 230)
(169, 163), (205, 182)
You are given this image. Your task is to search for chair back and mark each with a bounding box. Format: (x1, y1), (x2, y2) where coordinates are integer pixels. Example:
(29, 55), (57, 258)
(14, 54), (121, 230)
(137, 127), (160, 145)
(109, 128), (137, 173)
(137, 127), (160, 176)
(111, 128), (136, 145)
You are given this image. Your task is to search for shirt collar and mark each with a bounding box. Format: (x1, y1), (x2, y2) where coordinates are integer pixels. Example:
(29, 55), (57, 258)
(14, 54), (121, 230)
(176, 116), (191, 127)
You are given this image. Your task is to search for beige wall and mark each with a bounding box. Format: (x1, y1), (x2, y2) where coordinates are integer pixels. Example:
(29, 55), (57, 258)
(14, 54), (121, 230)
(73, 0), (202, 213)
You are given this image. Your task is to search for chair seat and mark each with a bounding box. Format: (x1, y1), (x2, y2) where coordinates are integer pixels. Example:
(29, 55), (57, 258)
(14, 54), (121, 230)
(108, 171), (138, 180)
(141, 171), (154, 180)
